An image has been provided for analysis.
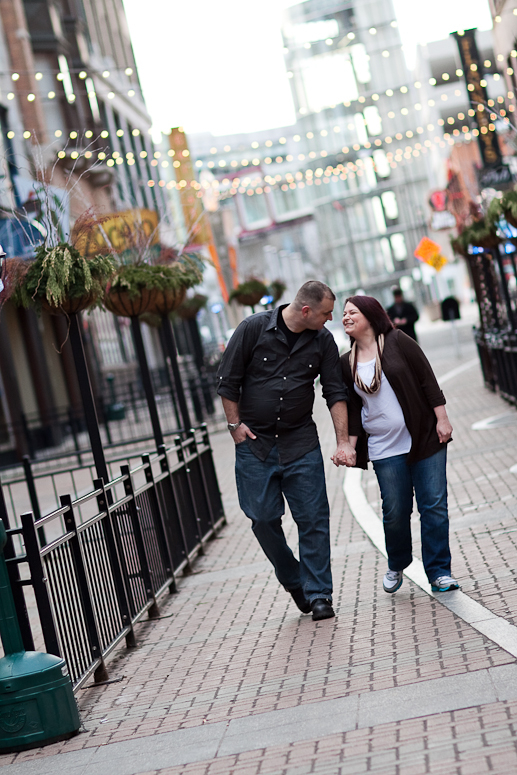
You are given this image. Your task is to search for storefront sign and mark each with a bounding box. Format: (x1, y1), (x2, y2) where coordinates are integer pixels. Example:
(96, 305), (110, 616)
(478, 164), (513, 189)
(452, 29), (503, 168)
(74, 209), (159, 257)
(428, 190), (456, 230)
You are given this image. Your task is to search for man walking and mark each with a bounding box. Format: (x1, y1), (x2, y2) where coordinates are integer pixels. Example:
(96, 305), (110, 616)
(217, 280), (356, 621)
(386, 287), (419, 341)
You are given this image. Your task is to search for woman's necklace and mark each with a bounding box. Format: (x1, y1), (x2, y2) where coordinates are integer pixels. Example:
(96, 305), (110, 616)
(350, 334), (385, 394)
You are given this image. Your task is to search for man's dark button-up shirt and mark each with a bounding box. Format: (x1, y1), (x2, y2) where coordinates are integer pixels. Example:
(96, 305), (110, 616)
(217, 305), (349, 464)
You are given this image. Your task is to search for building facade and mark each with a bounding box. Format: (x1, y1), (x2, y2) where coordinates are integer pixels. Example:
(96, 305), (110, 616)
(190, 0), (449, 314)
(0, 0), (186, 463)
(412, 28), (508, 303)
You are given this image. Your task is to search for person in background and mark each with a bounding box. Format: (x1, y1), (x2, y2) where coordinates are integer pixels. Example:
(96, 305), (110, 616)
(386, 287), (419, 341)
(217, 281), (356, 621)
(336, 295), (459, 595)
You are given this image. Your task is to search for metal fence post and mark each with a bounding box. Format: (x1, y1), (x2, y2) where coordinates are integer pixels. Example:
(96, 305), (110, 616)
(141, 453), (176, 594)
(19, 413), (35, 460)
(120, 465), (160, 618)
(185, 317), (214, 415)
(20, 511), (61, 657)
(130, 317), (164, 449)
(160, 317), (192, 433)
(59, 494), (109, 683)
(197, 424), (226, 529)
(68, 408), (83, 467)
(93, 478), (137, 649)
(174, 434), (205, 552)
(0, 484), (34, 651)
(22, 456), (46, 547)
(68, 313), (110, 485)
(156, 443), (190, 572)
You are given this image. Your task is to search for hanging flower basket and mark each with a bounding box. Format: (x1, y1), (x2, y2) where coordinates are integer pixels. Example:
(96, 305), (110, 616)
(40, 291), (99, 316)
(453, 221), (501, 255)
(477, 234), (501, 250)
(229, 279), (268, 308)
(269, 280), (287, 303)
(175, 293), (208, 320)
(504, 210), (517, 229)
(104, 285), (187, 317)
(104, 286), (158, 317)
(104, 257), (203, 318)
(450, 237), (468, 258)
(10, 243), (116, 315)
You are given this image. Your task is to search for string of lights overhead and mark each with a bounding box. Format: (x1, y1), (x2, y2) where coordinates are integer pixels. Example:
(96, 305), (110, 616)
(5, 79), (514, 127)
(2, 131), (504, 202)
(7, 97), (512, 148)
(3, 49), (515, 201)
(144, 132), (479, 195)
(7, 110), (511, 189)
(3, 58), (515, 138)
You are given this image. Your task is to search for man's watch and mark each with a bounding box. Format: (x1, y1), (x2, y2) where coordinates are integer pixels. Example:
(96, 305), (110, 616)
(227, 421), (242, 432)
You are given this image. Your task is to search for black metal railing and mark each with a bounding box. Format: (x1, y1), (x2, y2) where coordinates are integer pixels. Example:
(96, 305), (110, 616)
(5, 426), (225, 689)
(0, 422), (227, 534)
(464, 245), (517, 406)
(0, 361), (224, 467)
(475, 328), (517, 405)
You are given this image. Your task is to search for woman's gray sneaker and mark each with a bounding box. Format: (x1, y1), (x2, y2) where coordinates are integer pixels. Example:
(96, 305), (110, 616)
(431, 575), (459, 592)
(383, 570), (403, 593)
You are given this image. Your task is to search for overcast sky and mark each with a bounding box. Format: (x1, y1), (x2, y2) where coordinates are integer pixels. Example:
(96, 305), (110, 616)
(122, 0), (493, 137)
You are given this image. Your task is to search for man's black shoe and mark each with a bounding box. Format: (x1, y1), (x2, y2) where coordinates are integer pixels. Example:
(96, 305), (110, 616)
(288, 587), (311, 614)
(311, 598), (335, 621)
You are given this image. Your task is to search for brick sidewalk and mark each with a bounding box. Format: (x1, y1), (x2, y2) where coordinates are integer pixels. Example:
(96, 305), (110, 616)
(2, 317), (517, 774)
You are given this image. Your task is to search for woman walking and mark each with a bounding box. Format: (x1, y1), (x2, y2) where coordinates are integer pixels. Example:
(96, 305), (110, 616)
(338, 295), (459, 594)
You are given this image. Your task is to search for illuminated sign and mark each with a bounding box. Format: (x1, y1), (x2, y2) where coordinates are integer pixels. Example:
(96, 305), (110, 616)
(452, 29), (503, 169)
(74, 209), (159, 257)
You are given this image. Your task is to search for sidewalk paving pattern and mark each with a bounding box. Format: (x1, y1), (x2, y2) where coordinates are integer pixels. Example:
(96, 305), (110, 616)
(2, 315), (517, 774)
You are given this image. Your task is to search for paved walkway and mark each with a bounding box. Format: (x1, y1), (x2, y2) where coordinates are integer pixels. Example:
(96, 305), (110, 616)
(2, 309), (517, 774)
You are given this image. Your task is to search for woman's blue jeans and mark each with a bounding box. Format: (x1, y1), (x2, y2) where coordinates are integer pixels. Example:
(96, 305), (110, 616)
(235, 442), (332, 603)
(372, 447), (451, 583)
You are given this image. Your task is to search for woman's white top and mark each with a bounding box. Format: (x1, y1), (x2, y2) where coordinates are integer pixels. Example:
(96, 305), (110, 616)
(354, 358), (412, 461)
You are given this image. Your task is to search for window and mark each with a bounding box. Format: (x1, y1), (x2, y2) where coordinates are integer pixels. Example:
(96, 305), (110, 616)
(242, 191), (269, 225)
(351, 44), (371, 84)
(373, 149), (390, 178)
(364, 106), (382, 136)
(371, 197), (387, 233)
(391, 233), (407, 260)
(380, 237), (395, 272)
(300, 52), (358, 112)
(354, 113), (368, 145)
(291, 19), (339, 45)
(381, 191), (399, 220)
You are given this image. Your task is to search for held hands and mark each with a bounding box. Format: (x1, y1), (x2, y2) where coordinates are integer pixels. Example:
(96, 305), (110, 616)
(230, 423), (257, 445)
(331, 441), (357, 468)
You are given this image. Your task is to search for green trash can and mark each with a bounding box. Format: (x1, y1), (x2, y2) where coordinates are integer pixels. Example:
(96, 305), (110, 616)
(0, 520), (80, 752)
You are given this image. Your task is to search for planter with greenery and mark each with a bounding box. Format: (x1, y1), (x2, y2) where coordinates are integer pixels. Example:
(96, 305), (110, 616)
(449, 236), (468, 258)
(11, 243), (116, 315)
(500, 190), (517, 229)
(269, 279), (287, 303)
(175, 293), (208, 320)
(453, 220), (501, 254)
(229, 279), (268, 310)
(104, 256), (204, 318)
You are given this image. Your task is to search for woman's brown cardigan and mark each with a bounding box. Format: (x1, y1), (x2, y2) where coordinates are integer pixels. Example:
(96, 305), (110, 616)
(341, 328), (448, 469)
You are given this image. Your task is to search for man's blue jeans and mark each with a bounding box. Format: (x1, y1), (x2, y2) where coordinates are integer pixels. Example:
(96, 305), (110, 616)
(235, 443), (332, 603)
(372, 447), (451, 583)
